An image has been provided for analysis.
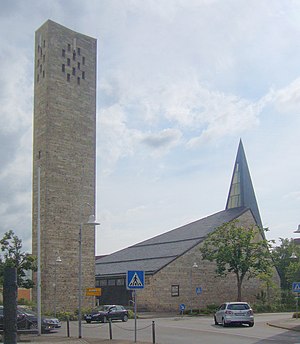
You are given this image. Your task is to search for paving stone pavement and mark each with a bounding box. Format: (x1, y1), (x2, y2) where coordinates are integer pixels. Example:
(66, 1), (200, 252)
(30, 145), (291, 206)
(19, 338), (147, 344)
(2, 314), (300, 343)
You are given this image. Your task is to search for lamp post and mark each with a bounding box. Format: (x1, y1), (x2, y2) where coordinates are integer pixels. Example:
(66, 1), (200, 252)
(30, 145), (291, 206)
(78, 214), (100, 338)
(294, 225), (300, 234)
(290, 252), (299, 319)
(190, 262), (198, 314)
(37, 165), (42, 336)
(54, 256), (62, 317)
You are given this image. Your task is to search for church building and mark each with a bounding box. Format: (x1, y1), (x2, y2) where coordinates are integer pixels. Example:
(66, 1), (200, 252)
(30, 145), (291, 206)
(95, 141), (280, 311)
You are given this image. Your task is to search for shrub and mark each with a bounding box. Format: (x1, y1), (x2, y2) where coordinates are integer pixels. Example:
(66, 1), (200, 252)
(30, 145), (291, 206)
(128, 310), (135, 319)
(292, 312), (300, 319)
(56, 310), (77, 321)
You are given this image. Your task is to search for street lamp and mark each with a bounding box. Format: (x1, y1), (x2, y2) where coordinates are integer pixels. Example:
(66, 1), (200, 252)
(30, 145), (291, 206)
(290, 252), (299, 319)
(54, 256), (62, 317)
(78, 214), (100, 338)
(290, 252), (298, 260)
(294, 225), (300, 234)
(190, 262), (198, 314)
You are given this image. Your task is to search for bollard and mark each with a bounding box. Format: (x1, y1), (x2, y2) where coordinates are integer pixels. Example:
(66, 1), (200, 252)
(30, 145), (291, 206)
(152, 320), (156, 344)
(66, 317), (70, 337)
(3, 267), (17, 344)
(109, 319), (112, 340)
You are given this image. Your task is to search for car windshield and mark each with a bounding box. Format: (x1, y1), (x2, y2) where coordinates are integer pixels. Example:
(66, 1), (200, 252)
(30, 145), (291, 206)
(18, 308), (36, 316)
(97, 305), (111, 311)
(227, 304), (250, 310)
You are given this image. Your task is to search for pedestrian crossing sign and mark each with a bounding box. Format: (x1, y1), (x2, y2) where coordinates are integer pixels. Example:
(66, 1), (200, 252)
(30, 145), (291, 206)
(127, 270), (145, 289)
(292, 282), (300, 293)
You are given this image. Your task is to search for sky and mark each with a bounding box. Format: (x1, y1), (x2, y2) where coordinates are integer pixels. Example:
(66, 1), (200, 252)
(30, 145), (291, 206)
(0, 0), (300, 255)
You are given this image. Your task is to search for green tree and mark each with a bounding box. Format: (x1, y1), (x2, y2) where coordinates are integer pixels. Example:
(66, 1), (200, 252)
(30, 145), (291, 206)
(200, 220), (274, 301)
(0, 230), (36, 288)
(271, 238), (300, 290)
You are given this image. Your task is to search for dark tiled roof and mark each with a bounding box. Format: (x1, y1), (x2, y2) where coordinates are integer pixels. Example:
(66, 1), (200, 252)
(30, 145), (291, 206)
(95, 207), (247, 277)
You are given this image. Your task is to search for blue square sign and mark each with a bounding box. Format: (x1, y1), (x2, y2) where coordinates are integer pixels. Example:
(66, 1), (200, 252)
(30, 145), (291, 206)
(127, 270), (145, 290)
(292, 282), (300, 293)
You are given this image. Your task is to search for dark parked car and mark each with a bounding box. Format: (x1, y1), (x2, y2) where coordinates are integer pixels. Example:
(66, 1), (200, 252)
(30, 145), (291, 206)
(0, 306), (60, 333)
(214, 302), (254, 327)
(84, 305), (129, 323)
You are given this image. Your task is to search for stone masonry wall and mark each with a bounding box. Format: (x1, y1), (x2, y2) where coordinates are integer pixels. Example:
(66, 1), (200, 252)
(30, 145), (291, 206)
(32, 20), (97, 313)
(137, 210), (280, 312)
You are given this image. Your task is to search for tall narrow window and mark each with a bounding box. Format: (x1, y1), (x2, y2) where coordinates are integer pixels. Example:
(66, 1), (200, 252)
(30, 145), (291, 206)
(77, 77), (80, 85)
(67, 58), (70, 66)
(62, 49), (65, 57)
(73, 52), (76, 61)
(77, 47), (81, 55)
(62, 64), (65, 72)
(77, 62), (80, 70)
(72, 67), (76, 76)
(67, 43), (71, 52)
(82, 71), (85, 80)
(82, 56), (85, 65)
(67, 73), (70, 82)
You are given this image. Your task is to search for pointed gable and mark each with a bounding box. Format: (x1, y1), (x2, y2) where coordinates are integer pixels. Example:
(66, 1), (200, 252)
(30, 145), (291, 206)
(226, 139), (263, 229)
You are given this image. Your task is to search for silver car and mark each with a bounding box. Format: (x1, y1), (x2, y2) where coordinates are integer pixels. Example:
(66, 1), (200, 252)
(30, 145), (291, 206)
(214, 302), (254, 327)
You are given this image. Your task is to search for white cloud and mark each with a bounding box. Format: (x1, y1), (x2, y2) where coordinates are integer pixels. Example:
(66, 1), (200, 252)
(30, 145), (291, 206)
(1, 0), (300, 255)
(97, 104), (142, 175)
(141, 128), (182, 155)
(272, 78), (300, 115)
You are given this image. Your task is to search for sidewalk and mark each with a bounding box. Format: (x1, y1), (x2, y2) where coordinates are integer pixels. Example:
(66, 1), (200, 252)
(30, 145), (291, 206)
(267, 316), (300, 332)
(23, 338), (147, 344)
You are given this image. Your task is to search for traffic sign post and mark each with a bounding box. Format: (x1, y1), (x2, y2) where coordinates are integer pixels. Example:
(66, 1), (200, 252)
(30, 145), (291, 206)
(179, 303), (185, 316)
(127, 270), (145, 290)
(292, 282), (300, 319)
(85, 287), (101, 296)
(292, 282), (300, 293)
(196, 287), (202, 295)
(127, 271), (145, 343)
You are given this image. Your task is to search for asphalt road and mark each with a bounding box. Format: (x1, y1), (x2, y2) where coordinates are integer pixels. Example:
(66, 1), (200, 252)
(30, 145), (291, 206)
(50, 313), (300, 344)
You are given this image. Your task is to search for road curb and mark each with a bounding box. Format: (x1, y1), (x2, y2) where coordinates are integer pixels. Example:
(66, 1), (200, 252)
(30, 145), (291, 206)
(267, 322), (300, 332)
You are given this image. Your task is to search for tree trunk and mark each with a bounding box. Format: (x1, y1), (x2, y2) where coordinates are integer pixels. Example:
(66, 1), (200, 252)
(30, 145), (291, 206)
(236, 275), (243, 301)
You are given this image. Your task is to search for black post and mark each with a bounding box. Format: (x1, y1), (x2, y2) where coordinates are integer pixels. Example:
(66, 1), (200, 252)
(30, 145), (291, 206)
(152, 320), (156, 344)
(3, 267), (17, 344)
(66, 317), (70, 337)
(109, 319), (112, 340)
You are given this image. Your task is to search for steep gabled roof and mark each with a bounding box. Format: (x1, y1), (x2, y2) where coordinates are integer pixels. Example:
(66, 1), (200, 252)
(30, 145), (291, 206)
(96, 140), (264, 278)
(225, 139), (263, 229)
(95, 207), (248, 277)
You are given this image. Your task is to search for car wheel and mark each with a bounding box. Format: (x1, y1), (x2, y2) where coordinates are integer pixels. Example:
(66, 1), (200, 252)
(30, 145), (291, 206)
(86, 320), (91, 324)
(222, 318), (228, 327)
(102, 316), (108, 323)
(214, 316), (218, 325)
(249, 322), (254, 327)
(122, 315), (128, 322)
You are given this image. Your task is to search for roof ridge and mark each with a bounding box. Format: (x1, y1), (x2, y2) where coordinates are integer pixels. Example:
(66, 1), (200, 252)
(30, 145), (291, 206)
(133, 236), (205, 248)
(96, 255), (178, 265)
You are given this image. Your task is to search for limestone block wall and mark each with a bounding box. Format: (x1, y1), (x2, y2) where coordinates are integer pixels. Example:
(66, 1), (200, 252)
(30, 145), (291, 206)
(32, 20), (97, 313)
(137, 210), (280, 312)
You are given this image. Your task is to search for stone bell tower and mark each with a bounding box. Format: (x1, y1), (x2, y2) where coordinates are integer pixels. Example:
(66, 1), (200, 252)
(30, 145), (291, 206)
(32, 20), (97, 312)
